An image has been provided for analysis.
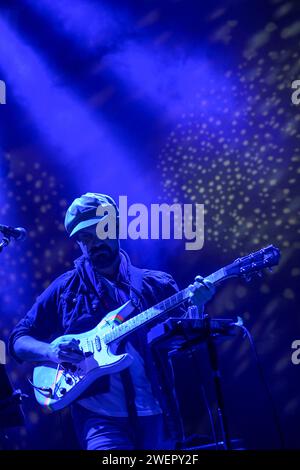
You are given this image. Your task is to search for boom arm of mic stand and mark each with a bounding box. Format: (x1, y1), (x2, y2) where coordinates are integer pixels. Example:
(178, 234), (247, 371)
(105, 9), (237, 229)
(0, 236), (11, 253)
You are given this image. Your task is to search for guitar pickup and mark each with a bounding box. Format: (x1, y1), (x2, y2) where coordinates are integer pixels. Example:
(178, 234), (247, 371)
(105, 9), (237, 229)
(95, 336), (101, 351)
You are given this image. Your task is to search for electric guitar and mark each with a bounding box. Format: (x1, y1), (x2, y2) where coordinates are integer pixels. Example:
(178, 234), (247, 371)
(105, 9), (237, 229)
(32, 245), (280, 411)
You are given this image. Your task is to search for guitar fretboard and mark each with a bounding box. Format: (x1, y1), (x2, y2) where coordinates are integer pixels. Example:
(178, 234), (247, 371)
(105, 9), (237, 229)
(103, 267), (226, 344)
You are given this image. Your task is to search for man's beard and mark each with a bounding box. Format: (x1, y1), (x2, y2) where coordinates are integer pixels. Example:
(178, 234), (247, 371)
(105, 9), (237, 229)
(88, 244), (119, 269)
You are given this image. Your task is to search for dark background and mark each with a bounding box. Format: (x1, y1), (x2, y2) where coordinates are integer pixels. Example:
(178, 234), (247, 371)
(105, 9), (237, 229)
(0, 0), (300, 449)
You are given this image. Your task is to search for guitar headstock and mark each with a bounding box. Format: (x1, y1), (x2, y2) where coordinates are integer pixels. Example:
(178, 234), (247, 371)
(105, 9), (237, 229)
(225, 245), (281, 281)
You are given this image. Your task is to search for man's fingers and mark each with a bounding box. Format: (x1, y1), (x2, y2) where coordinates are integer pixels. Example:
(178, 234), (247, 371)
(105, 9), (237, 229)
(194, 276), (215, 293)
(59, 342), (84, 360)
(188, 283), (196, 293)
(59, 342), (79, 351)
(189, 276), (216, 307)
(59, 339), (81, 349)
(60, 338), (79, 344)
(58, 351), (83, 363)
(190, 280), (213, 292)
(202, 280), (215, 293)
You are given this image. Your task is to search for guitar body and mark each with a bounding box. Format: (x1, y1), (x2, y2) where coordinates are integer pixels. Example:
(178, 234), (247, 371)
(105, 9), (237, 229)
(33, 301), (136, 411)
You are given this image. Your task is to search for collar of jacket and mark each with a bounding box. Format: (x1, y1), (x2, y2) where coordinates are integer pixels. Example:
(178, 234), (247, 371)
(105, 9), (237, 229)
(73, 249), (144, 310)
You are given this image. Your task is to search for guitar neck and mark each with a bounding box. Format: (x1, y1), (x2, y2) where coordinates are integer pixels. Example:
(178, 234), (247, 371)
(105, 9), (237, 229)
(103, 266), (227, 344)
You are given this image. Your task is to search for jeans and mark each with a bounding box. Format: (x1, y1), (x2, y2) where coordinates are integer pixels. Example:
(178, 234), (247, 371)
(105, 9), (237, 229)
(72, 405), (173, 450)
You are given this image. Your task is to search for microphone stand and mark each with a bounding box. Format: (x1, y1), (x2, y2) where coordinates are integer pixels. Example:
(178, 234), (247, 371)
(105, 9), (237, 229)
(0, 236), (11, 253)
(205, 316), (231, 450)
(187, 305), (231, 449)
(0, 234), (26, 433)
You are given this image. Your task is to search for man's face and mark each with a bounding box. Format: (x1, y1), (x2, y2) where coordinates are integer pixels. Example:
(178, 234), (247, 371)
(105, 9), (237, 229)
(75, 224), (119, 268)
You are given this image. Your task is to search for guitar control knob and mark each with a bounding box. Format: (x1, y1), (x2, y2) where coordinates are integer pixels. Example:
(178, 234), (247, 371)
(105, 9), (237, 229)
(60, 388), (67, 395)
(65, 376), (73, 385)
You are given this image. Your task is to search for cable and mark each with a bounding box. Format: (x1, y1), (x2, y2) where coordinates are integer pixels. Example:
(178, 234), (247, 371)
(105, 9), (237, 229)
(27, 378), (52, 396)
(235, 323), (285, 449)
(199, 381), (219, 449)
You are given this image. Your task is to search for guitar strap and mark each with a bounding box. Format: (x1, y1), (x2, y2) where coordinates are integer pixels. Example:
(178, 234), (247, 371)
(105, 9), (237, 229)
(119, 265), (144, 448)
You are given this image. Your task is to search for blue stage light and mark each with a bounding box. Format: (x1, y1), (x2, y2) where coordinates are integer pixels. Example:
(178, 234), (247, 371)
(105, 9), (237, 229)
(0, 15), (145, 196)
(23, 0), (130, 49)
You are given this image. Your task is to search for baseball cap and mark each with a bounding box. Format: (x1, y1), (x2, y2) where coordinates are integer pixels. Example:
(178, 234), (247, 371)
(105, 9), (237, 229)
(64, 192), (119, 237)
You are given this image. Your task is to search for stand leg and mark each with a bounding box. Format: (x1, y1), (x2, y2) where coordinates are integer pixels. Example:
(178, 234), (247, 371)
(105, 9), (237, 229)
(206, 330), (231, 450)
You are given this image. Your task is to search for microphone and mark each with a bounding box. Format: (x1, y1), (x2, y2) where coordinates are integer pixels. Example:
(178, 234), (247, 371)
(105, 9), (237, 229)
(0, 224), (27, 241)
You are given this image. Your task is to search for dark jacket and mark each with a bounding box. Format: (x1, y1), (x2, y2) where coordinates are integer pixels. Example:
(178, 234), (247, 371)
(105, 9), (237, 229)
(8, 250), (185, 443)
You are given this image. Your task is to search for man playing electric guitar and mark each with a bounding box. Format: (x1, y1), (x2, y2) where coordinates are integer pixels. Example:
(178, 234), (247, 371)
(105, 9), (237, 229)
(9, 193), (215, 450)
